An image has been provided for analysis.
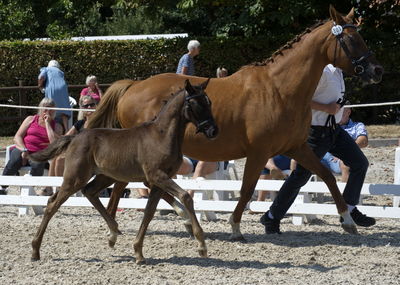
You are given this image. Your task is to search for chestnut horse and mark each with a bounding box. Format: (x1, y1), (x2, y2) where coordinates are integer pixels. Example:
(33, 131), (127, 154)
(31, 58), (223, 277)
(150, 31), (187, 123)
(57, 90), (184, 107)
(88, 6), (383, 240)
(29, 80), (217, 263)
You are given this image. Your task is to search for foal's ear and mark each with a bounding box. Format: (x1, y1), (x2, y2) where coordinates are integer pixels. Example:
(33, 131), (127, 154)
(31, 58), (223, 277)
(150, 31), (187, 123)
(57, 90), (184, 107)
(329, 4), (345, 25)
(200, 78), (210, 90)
(345, 7), (355, 22)
(184, 79), (196, 94)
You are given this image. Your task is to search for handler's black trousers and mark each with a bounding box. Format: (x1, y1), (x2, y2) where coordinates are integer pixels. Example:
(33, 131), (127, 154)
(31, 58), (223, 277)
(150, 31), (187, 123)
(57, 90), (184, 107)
(269, 126), (369, 220)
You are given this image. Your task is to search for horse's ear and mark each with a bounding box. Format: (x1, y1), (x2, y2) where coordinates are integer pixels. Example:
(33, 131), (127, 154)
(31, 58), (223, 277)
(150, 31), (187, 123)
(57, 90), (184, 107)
(329, 5), (345, 25)
(184, 79), (195, 94)
(200, 78), (211, 90)
(346, 7), (355, 21)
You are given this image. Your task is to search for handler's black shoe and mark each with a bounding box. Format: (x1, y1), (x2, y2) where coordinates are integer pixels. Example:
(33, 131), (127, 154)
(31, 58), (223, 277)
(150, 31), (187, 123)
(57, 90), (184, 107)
(260, 211), (282, 234)
(0, 188), (7, 195)
(340, 207), (376, 227)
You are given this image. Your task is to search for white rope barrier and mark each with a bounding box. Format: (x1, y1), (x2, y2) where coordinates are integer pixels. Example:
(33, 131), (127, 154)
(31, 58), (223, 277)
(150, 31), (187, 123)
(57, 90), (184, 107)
(1, 101), (400, 113)
(344, 101), (400, 108)
(0, 104), (95, 112)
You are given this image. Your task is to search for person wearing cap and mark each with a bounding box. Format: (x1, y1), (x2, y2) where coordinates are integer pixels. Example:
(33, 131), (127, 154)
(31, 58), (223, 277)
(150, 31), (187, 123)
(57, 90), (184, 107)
(260, 64), (375, 234)
(321, 105), (369, 182)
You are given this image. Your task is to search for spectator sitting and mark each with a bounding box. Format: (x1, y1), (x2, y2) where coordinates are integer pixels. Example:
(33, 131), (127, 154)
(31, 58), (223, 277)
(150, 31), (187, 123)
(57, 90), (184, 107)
(0, 98), (62, 195)
(321, 106), (368, 182)
(216, 67), (228, 78)
(80, 75), (103, 103)
(257, 155), (295, 202)
(176, 40), (200, 76)
(38, 60), (71, 133)
(53, 95), (97, 176)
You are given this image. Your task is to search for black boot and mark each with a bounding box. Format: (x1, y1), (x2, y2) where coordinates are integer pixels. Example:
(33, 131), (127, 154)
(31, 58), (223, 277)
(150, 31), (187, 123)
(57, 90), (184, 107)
(260, 211), (282, 234)
(340, 207), (376, 227)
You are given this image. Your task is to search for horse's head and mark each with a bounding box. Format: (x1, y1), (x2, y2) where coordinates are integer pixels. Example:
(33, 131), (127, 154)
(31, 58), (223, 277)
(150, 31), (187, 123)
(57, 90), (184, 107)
(183, 79), (219, 139)
(326, 5), (383, 84)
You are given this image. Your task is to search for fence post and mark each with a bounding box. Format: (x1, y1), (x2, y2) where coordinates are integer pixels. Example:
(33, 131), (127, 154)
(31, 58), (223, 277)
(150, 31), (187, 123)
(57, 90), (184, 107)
(394, 148), (400, 207)
(18, 80), (27, 123)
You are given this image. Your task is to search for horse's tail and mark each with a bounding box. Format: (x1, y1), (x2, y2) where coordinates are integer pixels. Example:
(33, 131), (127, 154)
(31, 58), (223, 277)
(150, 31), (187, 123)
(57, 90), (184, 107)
(29, 136), (75, 162)
(86, 79), (136, 129)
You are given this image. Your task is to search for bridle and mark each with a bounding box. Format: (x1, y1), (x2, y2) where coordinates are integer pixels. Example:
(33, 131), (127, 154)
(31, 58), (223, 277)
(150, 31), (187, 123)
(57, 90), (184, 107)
(332, 22), (373, 76)
(184, 92), (214, 134)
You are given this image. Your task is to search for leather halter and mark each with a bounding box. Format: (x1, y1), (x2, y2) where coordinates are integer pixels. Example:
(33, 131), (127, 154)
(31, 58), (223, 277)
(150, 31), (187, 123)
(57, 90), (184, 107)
(332, 22), (373, 76)
(184, 92), (213, 134)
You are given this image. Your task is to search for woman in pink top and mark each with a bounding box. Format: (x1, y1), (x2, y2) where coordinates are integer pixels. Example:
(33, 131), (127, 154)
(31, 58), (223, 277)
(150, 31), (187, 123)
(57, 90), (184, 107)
(1, 98), (63, 195)
(80, 75), (103, 103)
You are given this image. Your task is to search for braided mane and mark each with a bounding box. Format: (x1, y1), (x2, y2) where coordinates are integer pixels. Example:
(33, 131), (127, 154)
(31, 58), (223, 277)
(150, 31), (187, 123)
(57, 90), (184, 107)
(244, 19), (329, 68)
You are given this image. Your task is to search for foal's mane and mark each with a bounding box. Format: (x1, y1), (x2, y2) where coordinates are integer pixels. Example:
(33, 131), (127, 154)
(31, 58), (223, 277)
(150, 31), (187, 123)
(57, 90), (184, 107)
(151, 87), (187, 122)
(242, 19), (329, 69)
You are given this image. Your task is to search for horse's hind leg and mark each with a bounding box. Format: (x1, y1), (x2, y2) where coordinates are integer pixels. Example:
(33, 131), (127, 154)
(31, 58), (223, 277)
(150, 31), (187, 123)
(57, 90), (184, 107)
(31, 179), (82, 261)
(81, 175), (121, 247)
(286, 143), (357, 234)
(106, 181), (128, 219)
(133, 185), (162, 265)
(151, 176), (207, 257)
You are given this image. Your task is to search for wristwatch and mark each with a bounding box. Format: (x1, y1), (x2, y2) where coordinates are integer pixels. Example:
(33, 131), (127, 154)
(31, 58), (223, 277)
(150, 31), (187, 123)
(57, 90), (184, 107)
(22, 148), (28, 153)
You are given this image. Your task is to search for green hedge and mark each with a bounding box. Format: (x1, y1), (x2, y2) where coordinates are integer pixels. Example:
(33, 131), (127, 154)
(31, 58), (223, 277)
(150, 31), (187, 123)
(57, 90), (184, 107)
(0, 36), (399, 135)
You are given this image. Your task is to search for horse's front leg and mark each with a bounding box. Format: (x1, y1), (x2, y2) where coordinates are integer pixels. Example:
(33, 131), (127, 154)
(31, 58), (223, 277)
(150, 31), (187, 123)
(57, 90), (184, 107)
(133, 185), (162, 265)
(286, 143), (357, 234)
(229, 154), (267, 241)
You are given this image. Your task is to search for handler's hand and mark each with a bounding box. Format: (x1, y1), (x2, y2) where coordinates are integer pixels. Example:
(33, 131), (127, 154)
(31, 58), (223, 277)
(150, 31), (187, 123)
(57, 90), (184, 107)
(21, 151), (28, 166)
(326, 103), (341, 115)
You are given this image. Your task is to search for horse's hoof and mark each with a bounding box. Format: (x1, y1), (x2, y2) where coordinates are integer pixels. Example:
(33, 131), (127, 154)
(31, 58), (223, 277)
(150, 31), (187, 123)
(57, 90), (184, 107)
(136, 258), (147, 265)
(31, 256), (40, 262)
(198, 248), (208, 258)
(184, 223), (194, 237)
(341, 223), (359, 235)
(229, 234), (247, 242)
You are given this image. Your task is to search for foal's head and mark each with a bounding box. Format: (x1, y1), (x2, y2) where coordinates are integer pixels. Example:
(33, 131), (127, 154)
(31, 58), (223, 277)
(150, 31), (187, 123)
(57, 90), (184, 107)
(326, 5), (383, 84)
(183, 79), (218, 139)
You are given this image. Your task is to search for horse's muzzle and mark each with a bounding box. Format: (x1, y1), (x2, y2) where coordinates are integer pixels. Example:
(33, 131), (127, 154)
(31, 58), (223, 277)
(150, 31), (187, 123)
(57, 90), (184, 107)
(204, 125), (219, 139)
(363, 63), (384, 84)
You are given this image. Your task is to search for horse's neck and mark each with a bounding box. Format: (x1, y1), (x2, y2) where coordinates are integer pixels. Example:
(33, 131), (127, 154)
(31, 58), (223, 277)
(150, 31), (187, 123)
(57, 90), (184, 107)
(267, 24), (331, 110)
(154, 92), (187, 146)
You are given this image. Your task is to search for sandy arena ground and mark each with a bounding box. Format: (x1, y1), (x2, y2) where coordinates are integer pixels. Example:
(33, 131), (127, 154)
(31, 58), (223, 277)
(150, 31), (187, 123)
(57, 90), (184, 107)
(0, 146), (399, 284)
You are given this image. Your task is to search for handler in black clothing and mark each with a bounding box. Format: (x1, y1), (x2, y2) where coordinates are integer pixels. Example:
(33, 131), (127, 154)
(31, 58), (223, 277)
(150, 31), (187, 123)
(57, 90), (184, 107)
(260, 64), (375, 234)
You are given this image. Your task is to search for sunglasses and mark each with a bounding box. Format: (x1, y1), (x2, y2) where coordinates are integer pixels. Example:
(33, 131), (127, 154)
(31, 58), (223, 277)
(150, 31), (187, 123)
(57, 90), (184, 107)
(82, 103), (96, 109)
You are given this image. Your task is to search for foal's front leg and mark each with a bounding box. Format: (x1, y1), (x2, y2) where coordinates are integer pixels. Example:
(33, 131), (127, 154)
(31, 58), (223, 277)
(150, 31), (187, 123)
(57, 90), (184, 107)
(133, 185), (162, 265)
(151, 176), (207, 258)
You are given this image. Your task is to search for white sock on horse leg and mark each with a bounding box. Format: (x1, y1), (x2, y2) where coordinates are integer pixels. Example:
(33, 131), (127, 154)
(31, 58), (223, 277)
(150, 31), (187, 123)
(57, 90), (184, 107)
(347, 204), (355, 212)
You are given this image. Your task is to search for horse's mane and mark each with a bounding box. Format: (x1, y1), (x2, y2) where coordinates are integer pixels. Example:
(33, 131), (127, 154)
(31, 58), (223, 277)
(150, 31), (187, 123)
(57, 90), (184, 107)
(242, 19), (329, 69)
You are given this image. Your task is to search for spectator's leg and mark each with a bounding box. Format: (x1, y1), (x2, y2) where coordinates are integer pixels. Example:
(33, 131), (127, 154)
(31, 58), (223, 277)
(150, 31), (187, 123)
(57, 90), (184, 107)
(48, 160), (56, 176)
(29, 161), (45, 176)
(55, 156), (65, 176)
(61, 114), (69, 134)
(137, 188), (149, 198)
(2, 148), (23, 176)
(257, 173), (272, 201)
(176, 158), (193, 175)
(340, 162), (350, 182)
(189, 161), (218, 197)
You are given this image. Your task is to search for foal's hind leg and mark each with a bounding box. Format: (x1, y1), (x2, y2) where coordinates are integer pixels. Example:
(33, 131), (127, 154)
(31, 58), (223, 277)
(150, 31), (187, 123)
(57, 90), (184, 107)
(106, 181), (128, 219)
(32, 179), (85, 261)
(81, 175), (122, 247)
(150, 175), (207, 257)
(133, 185), (162, 265)
(286, 143), (357, 234)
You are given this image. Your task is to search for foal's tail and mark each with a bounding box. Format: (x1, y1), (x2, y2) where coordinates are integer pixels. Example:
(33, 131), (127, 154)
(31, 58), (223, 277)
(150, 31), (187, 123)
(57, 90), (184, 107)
(29, 136), (75, 162)
(86, 79), (137, 129)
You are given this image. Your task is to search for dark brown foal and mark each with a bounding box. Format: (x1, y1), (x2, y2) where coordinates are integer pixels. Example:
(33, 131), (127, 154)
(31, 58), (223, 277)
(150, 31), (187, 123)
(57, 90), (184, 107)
(29, 79), (218, 264)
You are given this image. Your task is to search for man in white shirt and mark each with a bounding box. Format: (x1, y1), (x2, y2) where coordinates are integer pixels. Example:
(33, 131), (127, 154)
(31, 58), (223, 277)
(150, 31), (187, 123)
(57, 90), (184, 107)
(260, 64), (375, 234)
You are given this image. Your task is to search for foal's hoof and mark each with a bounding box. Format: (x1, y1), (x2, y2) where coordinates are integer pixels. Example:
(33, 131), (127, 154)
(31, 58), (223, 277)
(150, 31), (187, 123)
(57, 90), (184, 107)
(31, 256), (40, 262)
(229, 234), (247, 242)
(341, 223), (359, 235)
(108, 239), (116, 248)
(198, 248), (208, 258)
(135, 258), (147, 265)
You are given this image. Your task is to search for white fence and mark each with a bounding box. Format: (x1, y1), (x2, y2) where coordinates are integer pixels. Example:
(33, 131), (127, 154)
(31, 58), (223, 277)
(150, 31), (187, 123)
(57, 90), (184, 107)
(0, 175), (399, 224)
